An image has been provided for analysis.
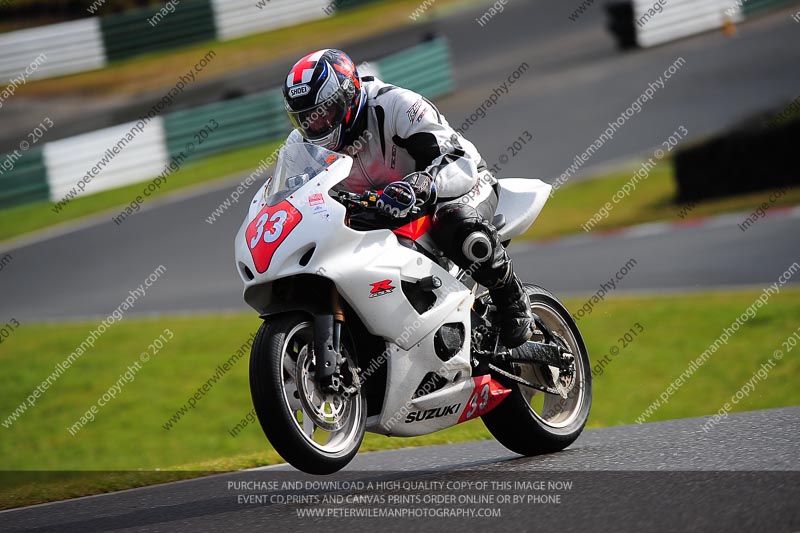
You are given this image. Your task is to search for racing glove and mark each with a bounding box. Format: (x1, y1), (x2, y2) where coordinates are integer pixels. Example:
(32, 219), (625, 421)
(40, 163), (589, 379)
(377, 172), (437, 218)
(377, 181), (416, 218)
(403, 171), (437, 206)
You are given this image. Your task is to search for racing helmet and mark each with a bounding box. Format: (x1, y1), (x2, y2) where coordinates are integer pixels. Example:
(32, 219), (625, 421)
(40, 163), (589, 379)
(282, 49), (366, 152)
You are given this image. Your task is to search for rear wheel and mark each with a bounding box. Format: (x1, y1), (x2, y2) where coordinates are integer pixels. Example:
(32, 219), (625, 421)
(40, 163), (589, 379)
(249, 313), (366, 474)
(482, 284), (592, 455)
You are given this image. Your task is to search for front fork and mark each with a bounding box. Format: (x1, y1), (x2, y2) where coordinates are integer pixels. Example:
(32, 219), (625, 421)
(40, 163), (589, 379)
(313, 286), (345, 393)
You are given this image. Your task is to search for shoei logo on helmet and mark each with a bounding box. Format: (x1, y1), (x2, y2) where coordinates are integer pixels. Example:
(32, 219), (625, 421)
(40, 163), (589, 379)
(289, 84), (311, 98)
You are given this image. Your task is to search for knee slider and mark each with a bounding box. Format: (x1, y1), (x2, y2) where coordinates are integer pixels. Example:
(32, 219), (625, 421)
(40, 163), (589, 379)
(462, 231), (493, 263)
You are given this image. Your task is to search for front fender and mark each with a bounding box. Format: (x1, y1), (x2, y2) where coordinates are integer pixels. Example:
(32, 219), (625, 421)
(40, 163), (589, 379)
(247, 275), (333, 318)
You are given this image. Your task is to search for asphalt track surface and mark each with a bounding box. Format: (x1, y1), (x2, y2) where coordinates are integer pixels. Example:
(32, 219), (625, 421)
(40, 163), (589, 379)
(1, 2), (800, 320)
(1, 407), (797, 531)
(1, 190), (798, 322)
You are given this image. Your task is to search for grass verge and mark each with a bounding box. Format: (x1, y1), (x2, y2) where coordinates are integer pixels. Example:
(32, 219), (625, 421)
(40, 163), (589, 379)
(1, 287), (798, 508)
(525, 163), (800, 240)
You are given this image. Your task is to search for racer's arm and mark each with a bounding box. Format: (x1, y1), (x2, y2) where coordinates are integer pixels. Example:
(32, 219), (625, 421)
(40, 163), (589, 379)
(390, 90), (482, 202)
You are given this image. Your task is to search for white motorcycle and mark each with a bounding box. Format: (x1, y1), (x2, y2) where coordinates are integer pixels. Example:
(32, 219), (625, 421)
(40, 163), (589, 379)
(235, 143), (591, 474)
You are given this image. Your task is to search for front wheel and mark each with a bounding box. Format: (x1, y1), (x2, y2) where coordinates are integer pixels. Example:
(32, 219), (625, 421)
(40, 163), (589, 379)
(249, 313), (366, 475)
(482, 284), (592, 455)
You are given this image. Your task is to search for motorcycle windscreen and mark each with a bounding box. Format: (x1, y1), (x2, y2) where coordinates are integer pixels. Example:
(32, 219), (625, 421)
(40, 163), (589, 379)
(264, 142), (353, 207)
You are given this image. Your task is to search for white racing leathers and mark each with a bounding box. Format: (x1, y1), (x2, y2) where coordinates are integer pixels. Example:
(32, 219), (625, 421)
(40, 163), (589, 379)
(284, 76), (533, 347)
(285, 76), (496, 208)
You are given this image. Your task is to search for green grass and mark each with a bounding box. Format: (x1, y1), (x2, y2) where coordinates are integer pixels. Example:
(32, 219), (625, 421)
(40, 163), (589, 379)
(2, 287), (798, 508)
(14, 0), (465, 99)
(0, 141), (281, 243)
(525, 163), (800, 240)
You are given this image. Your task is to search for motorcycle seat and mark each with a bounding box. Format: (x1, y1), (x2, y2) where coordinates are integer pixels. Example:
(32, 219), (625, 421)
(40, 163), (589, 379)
(492, 214), (507, 231)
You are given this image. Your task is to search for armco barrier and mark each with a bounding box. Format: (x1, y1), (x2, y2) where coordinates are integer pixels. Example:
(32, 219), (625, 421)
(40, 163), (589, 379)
(164, 90), (289, 161)
(43, 118), (169, 202)
(633, 0), (742, 48)
(210, 0), (330, 41)
(0, 38), (455, 210)
(742, 0), (798, 14)
(606, 0), (798, 48)
(0, 147), (49, 209)
(0, 0), (336, 82)
(0, 18), (105, 81)
(101, 0), (217, 62)
(379, 38), (454, 97)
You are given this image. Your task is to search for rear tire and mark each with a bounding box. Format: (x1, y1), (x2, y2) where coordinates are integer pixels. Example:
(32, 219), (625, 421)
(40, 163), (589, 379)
(249, 313), (366, 475)
(482, 285), (592, 455)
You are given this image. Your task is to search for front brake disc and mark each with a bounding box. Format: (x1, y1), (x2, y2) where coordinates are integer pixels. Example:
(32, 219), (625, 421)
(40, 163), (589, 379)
(295, 346), (350, 431)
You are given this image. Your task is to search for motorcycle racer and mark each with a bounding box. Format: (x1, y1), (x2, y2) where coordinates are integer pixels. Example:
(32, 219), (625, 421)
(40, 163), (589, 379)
(281, 48), (533, 348)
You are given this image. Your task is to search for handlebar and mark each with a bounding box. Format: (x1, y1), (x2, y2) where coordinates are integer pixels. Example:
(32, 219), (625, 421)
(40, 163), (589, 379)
(336, 190), (380, 209)
(336, 190), (422, 216)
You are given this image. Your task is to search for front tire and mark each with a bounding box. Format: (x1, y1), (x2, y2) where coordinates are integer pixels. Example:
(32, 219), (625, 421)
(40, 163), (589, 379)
(249, 313), (366, 475)
(482, 285), (592, 455)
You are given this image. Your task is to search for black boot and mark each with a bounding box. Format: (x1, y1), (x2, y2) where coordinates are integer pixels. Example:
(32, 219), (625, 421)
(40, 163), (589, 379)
(488, 268), (534, 349)
(429, 201), (533, 347)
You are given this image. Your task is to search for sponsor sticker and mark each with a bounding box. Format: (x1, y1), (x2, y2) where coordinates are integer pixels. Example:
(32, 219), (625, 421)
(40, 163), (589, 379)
(405, 403), (461, 423)
(369, 279), (395, 298)
(406, 98), (424, 123)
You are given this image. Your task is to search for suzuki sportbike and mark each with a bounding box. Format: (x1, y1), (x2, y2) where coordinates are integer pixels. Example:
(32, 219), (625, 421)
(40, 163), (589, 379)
(235, 143), (591, 474)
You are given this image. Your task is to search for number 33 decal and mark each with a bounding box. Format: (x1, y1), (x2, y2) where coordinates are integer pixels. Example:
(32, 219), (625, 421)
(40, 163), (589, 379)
(249, 209), (288, 248)
(245, 201), (302, 273)
(465, 384), (490, 420)
(458, 376), (511, 423)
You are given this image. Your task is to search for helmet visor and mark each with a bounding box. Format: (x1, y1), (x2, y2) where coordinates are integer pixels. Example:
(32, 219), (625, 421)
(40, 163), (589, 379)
(287, 91), (348, 141)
